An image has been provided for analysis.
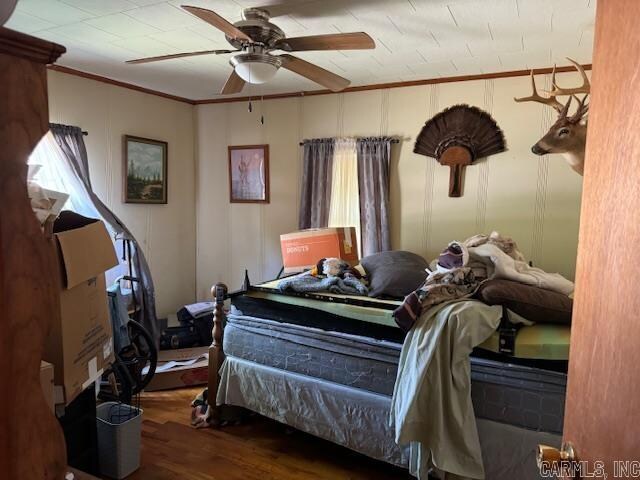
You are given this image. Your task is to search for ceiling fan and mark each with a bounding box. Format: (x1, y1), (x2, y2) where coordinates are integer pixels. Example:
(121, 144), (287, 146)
(126, 5), (375, 95)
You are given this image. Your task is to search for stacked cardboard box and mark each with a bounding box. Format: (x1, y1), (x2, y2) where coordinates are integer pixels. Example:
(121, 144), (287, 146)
(144, 347), (209, 391)
(43, 217), (118, 405)
(40, 361), (54, 413)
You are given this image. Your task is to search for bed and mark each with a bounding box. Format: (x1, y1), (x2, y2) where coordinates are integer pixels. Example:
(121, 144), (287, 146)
(206, 279), (568, 479)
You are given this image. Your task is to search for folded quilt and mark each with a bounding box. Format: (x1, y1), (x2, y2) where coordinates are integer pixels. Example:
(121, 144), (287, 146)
(394, 232), (574, 331)
(278, 271), (369, 296)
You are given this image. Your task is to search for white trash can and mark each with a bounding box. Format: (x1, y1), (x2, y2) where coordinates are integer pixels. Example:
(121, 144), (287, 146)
(96, 402), (143, 479)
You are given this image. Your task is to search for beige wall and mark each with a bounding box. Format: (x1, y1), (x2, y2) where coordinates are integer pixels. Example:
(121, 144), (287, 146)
(195, 98), (302, 296)
(47, 70), (196, 317)
(196, 73), (584, 298)
(45, 69), (583, 310)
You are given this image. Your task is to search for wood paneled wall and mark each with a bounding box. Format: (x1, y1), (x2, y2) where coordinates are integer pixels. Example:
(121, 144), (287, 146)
(195, 72), (584, 296)
(47, 70), (197, 317)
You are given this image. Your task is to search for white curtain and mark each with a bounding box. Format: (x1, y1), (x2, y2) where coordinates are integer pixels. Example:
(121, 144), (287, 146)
(29, 132), (98, 218)
(328, 138), (362, 256)
(29, 132), (127, 285)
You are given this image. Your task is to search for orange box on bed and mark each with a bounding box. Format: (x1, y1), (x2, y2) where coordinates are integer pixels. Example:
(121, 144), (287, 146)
(280, 227), (359, 274)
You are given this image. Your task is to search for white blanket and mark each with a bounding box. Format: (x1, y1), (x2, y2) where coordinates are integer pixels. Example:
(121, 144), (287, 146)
(431, 240), (574, 296)
(467, 243), (574, 295)
(390, 300), (503, 479)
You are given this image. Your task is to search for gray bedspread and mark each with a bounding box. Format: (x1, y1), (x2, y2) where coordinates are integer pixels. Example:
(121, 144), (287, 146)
(278, 271), (368, 295)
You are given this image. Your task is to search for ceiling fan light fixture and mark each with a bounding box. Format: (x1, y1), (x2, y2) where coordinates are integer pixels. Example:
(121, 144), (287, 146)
(230, 53), (281, 84)
(235, 62), (277, 84)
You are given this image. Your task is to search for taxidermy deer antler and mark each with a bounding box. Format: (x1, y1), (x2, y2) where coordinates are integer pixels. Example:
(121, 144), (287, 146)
(514, 58), (590, 175)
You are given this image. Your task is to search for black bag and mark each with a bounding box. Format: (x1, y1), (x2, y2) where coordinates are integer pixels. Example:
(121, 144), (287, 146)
(176, 307), (214, 346)
(159, 324), (201, 350)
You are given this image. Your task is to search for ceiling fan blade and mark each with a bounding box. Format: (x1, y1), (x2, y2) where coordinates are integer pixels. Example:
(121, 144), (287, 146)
(279, 54), (350, 92)
(182, 5), (252, 42)
(221, 70), (246, 95)
(275, 32), (375, 52)
(126, 49), (237, 64)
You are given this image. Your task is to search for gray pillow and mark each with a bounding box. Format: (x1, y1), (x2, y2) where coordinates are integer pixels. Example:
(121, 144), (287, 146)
(360, 251), (429, 298)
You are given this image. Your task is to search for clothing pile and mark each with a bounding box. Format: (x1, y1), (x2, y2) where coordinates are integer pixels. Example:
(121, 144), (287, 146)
(390, 231), (574, 480)
(277, 257), (368, 296)
(393, 232), (574, 331)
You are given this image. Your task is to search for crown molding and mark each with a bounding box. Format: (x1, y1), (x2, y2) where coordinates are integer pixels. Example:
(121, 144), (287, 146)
(47, 62), (592, 106)
(47, 65), (196, 105)
(195, 64), (593, 104)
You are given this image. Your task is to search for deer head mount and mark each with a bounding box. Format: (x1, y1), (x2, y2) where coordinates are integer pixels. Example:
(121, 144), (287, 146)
(514, 58), (590, 175)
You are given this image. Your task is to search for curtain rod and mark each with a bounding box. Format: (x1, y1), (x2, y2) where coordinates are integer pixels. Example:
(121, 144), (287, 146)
(299, 138), (399, 146)
(49, 123), (88, 136)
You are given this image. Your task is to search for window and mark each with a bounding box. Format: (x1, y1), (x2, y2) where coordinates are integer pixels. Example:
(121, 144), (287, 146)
(29, 132), (96, 217)
(327, 138), (362, 252)
(28, 132), (127, 285)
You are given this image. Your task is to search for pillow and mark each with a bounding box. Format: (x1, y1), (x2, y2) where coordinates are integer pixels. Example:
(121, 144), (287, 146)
(360, 251), (429, 298)
(474, 279), (573, 325)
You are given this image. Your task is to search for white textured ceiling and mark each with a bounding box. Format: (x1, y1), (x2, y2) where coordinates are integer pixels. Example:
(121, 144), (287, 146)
(7, 0), (596, 101)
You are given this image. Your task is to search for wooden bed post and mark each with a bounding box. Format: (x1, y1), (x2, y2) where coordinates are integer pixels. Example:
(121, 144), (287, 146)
(208, 282), (227, 426)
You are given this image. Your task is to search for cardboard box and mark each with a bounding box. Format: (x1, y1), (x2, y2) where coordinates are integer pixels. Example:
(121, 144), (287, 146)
(43, 219), (118, 405)
(280, 227), (359, 274)
(40, 361), (55, 413)
(144, 347), (209, 392)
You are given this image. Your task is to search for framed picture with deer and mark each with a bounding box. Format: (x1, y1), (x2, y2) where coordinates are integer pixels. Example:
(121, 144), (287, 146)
(228, 144), (270, 204)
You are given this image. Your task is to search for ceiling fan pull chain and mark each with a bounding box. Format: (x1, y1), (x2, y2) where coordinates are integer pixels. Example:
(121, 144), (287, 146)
(260, 95), (265, 125)
(248, 98), (252, 113)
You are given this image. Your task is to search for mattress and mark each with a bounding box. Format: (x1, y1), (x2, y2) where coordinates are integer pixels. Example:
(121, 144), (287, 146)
(237, 282), (571, 360)
(225, 312), (401, 396)
(224, 310), (567, 434)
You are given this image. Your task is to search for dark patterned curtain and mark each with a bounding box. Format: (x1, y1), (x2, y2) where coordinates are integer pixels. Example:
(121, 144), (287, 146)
(50, 124), (159, 345)
(356, 137), (392, 256)
(298, 138), (335, 229)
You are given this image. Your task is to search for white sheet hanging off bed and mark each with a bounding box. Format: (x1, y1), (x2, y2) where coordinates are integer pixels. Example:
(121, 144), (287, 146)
(390, 300), (503, 480)
(215, 352), (561, 480)
(217, 355), (410, 466)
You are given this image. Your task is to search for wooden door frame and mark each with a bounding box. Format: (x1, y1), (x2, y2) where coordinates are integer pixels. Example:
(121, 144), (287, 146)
(562, 0), (640, 474)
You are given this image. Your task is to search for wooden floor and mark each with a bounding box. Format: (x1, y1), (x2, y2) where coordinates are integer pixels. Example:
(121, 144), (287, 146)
(127, 387), (413, 480)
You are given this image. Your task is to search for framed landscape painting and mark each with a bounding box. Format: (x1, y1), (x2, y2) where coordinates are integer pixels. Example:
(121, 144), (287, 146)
(124, 135), (168, 204)
(228, 144), (270, 203)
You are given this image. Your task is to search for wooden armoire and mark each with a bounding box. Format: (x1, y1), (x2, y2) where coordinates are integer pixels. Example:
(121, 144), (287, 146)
(0, 27), (68, 478)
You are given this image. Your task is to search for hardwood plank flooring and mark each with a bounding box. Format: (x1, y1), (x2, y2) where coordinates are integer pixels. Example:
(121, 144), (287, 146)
(128, 387), (412, 480)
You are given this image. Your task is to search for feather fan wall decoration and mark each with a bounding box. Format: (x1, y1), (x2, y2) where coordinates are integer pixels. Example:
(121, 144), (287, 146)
(414, 104), (506, 197)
